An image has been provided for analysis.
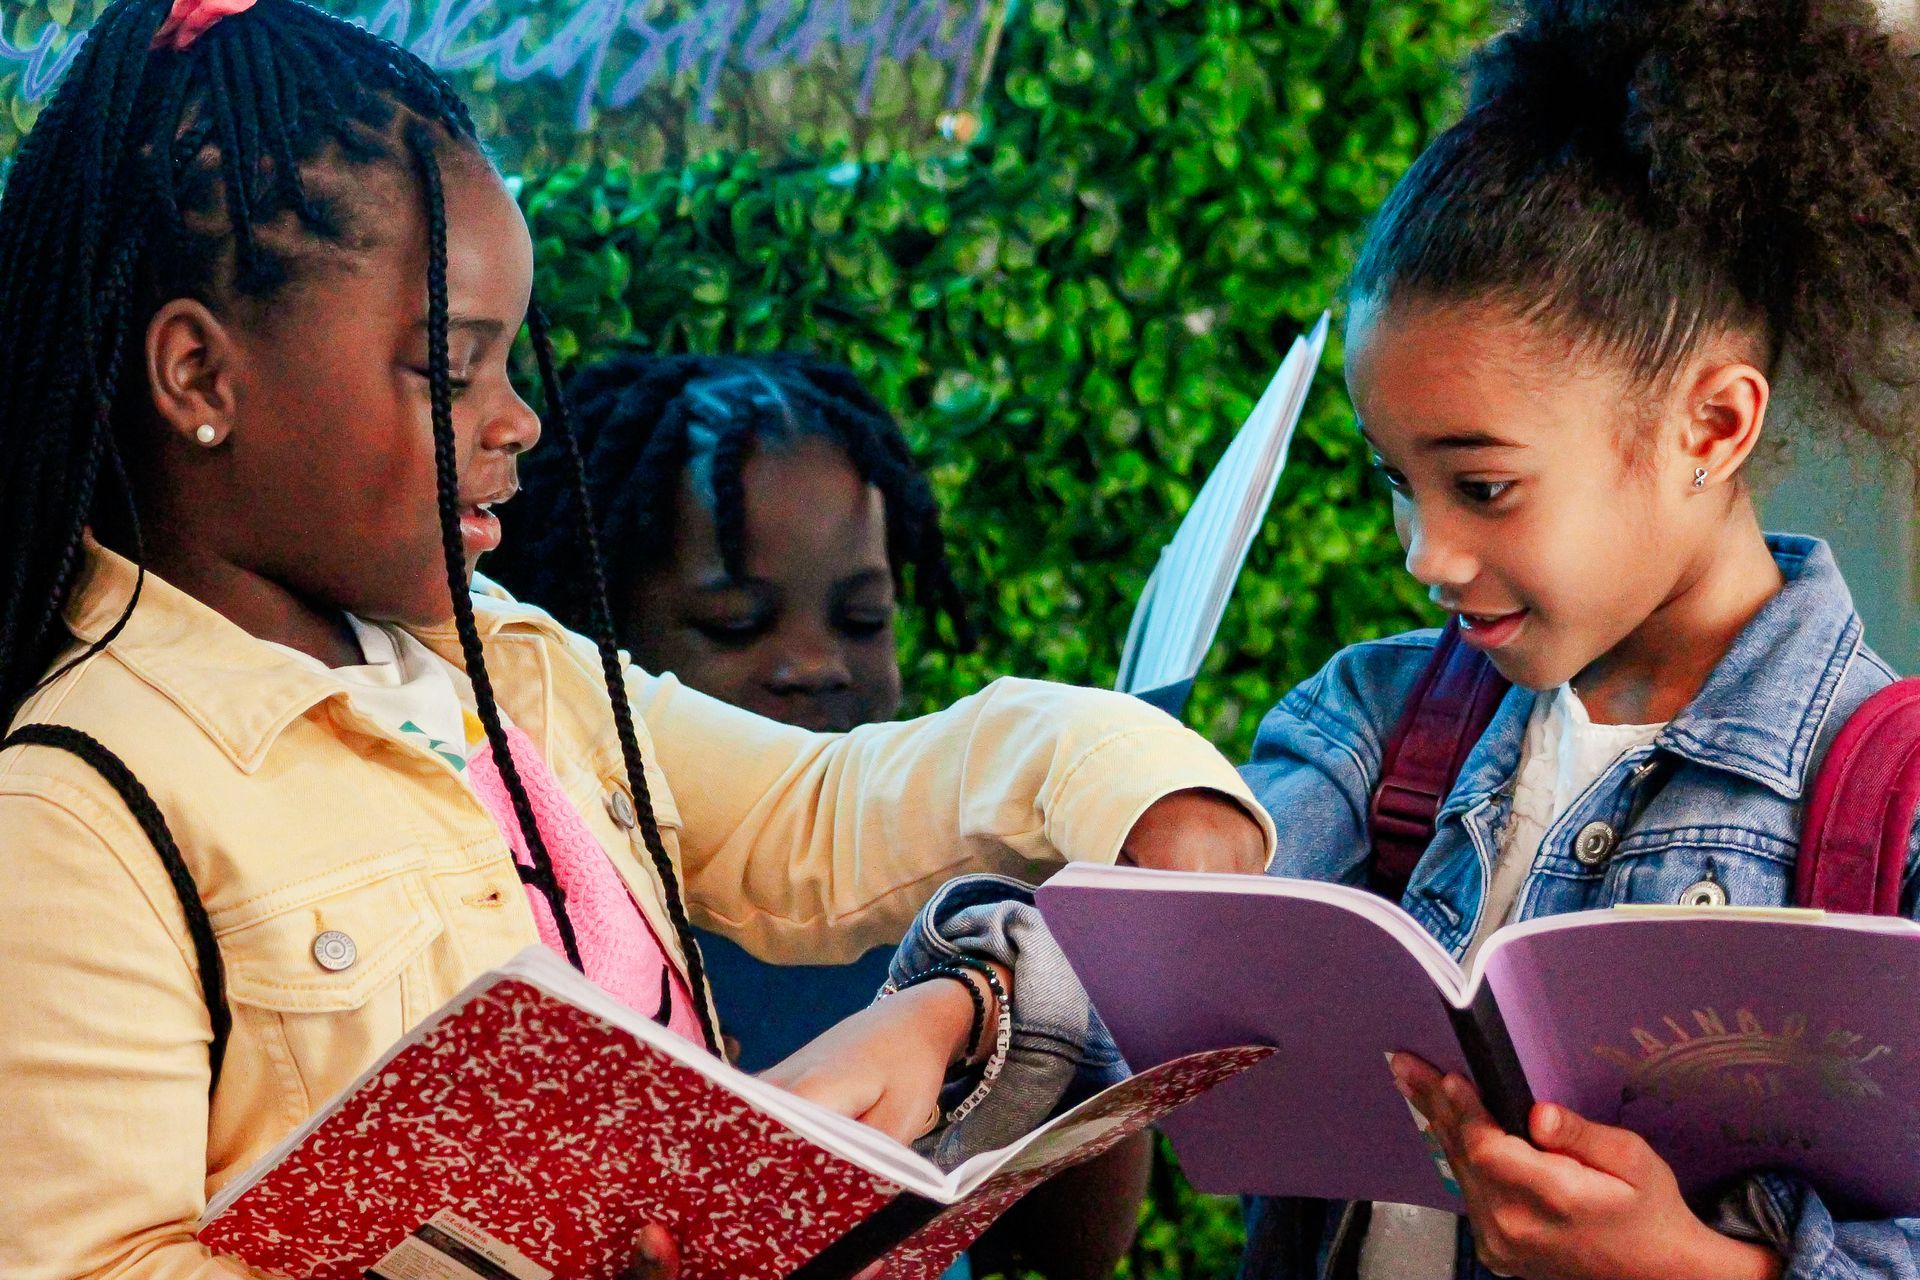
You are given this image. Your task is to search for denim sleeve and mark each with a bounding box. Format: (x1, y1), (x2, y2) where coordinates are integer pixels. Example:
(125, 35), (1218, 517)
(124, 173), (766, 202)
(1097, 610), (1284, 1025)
(888, 873), (1127, 1170)
(1242, 634), (1436, 884)
(1704, 1175), (1920, 1278)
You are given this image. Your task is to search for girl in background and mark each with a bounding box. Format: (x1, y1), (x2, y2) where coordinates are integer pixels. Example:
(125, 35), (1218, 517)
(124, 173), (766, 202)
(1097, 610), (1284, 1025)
(490, 350), (1156, 1280)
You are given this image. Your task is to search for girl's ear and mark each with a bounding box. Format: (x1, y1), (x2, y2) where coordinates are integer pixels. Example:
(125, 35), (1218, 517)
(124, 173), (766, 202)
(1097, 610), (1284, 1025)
(1675, 356), (1770, 492)
(145, 298), (241, 448)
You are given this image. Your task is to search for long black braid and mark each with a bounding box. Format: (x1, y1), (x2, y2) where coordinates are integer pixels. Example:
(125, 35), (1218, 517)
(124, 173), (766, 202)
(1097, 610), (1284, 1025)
(526, 308), (721, 1054)
(0, 0), (720, 1053)
(489, 352), (976, 653)
(0, 0), (476, 707)
(406, 122), (584, 976)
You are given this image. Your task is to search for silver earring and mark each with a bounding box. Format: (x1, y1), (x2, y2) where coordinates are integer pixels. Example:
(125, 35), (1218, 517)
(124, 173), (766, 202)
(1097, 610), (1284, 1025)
(194, 424), (218, 446)
(1692, 467), (1708, 489)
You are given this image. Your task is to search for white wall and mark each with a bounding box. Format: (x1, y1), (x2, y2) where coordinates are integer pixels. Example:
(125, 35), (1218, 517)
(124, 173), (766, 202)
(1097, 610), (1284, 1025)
(1761, 445), (1919, 672)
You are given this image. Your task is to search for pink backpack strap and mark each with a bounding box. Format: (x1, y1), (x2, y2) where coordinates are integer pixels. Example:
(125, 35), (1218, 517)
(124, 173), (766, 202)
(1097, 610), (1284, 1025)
(1368, 620), (1511, 903)
(1797, 678), (1920, 915)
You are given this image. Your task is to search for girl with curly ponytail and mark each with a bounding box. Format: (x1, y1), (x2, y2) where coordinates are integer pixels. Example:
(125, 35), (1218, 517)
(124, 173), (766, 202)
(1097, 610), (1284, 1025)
(1279, 0), (1920, 1275)
(890, 0), (1920, 1278)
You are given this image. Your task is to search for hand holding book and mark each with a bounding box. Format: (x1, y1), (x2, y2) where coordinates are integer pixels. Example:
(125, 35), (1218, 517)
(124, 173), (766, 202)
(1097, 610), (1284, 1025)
(1390, 1055), (1785, 1280)
(1036, 865), (1920, 1218)
(621, 959), (1012, 1279)
(759, 963), (1004, 1143)
(201, 948), (1268, 1280)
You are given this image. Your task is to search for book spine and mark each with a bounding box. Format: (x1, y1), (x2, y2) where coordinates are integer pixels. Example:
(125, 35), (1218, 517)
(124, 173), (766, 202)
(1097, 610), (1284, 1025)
(1446, 985), (1535, 1137)
(783, 1193), (947, 1280)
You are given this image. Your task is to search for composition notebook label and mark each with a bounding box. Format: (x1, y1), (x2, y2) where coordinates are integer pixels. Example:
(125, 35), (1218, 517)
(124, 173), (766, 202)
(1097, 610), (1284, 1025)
(365, 1210), (552, 1280)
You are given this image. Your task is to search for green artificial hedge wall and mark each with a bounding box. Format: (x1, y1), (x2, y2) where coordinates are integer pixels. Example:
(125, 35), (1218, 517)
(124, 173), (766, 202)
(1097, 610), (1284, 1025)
(523, 0), (1491, 759)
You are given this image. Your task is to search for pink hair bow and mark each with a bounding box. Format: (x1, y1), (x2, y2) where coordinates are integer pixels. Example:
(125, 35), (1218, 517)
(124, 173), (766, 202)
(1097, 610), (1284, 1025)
(151, 0), (258, 51)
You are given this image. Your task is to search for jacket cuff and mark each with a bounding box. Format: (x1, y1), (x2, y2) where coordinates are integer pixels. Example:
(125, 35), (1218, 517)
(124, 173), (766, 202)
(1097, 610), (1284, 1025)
(889, 874), (1127, 1170)
(1740, 1172), (1917, 1280)
(1045, 723), (1276, 867)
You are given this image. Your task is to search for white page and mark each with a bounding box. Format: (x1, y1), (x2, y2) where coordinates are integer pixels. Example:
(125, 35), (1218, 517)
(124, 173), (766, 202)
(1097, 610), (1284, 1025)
(1122, 313), (1329, 694)
(1115, 553), (1163, 692)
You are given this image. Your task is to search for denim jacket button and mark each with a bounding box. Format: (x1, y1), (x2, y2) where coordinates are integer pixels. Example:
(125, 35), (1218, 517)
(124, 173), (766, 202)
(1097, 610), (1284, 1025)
(1679, 877), (1729, 907)
(1573, 820), (1617, 866)
(311, 930), (357, 972)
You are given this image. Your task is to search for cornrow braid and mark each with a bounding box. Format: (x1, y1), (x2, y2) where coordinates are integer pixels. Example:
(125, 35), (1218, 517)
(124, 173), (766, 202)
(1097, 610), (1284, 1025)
(491, 352), (976, 653)
(527, 306), (721, 1055)
(0, 0), (472, 713)
(704, 413), (756, 590)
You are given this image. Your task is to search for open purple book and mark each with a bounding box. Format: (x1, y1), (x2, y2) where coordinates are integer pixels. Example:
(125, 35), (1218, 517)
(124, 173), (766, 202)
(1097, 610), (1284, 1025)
(1035, 863), (1920, 1216)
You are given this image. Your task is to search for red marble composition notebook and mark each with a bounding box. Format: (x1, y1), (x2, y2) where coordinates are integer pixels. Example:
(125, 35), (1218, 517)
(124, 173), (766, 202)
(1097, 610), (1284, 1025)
(198, 946), (1270, 1280)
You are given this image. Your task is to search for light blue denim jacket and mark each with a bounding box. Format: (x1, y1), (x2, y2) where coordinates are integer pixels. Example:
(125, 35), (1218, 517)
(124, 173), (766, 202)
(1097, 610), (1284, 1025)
(893, 535), (1920, 1280)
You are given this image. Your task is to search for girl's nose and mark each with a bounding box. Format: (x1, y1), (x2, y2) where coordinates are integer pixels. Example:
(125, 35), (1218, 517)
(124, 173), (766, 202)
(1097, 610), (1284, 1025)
(484, 387), (543, 457)
(766, 641), (854, 697)
(1401, 509), (1477, 589)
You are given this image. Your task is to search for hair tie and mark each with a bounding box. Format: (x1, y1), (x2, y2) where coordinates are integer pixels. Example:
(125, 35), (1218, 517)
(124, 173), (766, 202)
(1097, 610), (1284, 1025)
(151, 0), (258, 51)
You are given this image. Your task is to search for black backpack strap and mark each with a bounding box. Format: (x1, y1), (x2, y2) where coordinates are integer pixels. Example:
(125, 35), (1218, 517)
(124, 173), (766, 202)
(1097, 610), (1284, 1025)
(3, 723), (228, 1094)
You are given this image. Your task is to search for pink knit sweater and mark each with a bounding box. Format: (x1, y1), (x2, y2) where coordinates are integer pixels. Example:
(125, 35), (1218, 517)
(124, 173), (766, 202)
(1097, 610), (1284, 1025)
(467, 725), (701, 1043)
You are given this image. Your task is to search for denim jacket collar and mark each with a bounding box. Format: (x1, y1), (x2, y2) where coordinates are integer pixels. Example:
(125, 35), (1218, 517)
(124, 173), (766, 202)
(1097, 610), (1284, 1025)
(1438, 534), (1862, 816)
(1655, 537), (1862, 800)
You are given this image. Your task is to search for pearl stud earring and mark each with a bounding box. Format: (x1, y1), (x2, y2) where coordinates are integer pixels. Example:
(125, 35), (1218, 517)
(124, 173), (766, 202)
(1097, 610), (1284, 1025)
(195, 424), (218, 446)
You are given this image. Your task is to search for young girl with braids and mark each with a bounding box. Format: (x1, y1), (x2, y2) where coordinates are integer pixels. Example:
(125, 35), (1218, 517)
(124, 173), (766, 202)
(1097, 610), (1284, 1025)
(486, 351), (1153, 1280)
(0, 2), (1272, 1275)
(489, 351), (977, 1067)
(893, 0), (1920, 1277)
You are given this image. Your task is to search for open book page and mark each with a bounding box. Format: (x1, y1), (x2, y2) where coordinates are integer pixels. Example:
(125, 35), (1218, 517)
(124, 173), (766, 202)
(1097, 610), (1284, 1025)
(1479, 908), (1920, 1212)
(198, 946), (1270, 1280)
(1036, 864), (1475, 1209)
(1114, 551), (1161, 694)
(1118, 313), (1329, 704)
(883, 1045), (1273, 1276)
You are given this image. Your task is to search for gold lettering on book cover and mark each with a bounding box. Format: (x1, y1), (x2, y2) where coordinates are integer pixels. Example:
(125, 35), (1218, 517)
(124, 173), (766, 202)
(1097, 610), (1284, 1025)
(1590, 1007), (1891, 1152)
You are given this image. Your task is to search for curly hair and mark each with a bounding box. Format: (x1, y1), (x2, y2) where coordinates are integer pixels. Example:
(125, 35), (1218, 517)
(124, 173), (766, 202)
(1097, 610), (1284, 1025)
(1350, 0), (1920, 451)
(488, 351), (976, 652)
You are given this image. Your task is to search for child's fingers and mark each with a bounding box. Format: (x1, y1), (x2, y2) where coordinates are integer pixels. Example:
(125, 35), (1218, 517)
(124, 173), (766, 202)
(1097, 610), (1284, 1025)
(1439, 1071), (1496, 1129)
(1468, 1123), (1601, 1212)
(1431, 1075), (1595, 1214)
(857, 1088), (942, 1145)
(1389, 1052), (1453, 1125)
(767, 1062), (882, 1123)
(623, 1223), (682, 1280)
(1444, 1080), (1546, 1189)
(1529, 1102), (1657, 1182)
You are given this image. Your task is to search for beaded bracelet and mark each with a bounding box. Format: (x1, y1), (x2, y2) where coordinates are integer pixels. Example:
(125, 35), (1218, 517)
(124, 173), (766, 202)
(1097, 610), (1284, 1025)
(932, 955), (1011, 1127)
(878, 955), (1013, 1128)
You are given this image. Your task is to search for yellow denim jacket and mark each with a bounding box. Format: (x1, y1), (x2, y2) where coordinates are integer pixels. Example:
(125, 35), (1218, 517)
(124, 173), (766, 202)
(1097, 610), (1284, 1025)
(0, 542), (1271, 1280)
